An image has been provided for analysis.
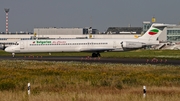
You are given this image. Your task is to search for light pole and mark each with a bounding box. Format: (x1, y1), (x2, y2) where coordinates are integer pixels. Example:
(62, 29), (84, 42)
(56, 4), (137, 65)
(4, 8), (10, 34)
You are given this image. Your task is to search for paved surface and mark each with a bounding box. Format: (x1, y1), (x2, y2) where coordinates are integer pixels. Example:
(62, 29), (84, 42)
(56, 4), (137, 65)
(0, 56), (180, 65)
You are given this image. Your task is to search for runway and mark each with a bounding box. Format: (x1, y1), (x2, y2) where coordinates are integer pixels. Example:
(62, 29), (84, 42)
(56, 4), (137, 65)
(0, 56), (180, 65)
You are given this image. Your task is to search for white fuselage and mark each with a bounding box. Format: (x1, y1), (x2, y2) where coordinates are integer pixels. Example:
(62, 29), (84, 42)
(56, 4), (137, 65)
(5, 38), (151, 53)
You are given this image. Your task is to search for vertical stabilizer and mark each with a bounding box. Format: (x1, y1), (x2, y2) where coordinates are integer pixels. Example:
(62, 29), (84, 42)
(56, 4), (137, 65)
(138, 23), (166, 41)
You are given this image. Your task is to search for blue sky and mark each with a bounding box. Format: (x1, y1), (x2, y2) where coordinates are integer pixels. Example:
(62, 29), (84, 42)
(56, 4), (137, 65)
(0, 0), (180, 32)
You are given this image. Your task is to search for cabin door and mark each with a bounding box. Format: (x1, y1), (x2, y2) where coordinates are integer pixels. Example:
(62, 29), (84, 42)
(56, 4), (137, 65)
(113, 41), (116, 49)
(20, 41), (24, 49)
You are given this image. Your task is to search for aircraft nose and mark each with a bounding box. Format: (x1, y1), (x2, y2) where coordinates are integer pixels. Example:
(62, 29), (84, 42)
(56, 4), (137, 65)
(5, 47), (13, 53)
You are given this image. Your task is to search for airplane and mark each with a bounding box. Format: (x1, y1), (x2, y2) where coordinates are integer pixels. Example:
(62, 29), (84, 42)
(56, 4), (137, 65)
(5, 23), (173, 57)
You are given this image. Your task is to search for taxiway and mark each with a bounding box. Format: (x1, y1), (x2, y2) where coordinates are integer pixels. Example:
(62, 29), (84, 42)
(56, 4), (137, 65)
(0, 56), (179, 65)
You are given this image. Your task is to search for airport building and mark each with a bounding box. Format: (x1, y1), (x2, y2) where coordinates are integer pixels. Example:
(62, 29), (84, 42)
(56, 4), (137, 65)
(34, 27), (99, 35)
(0, 26), (140, 44)
(106, 26), (142, 35)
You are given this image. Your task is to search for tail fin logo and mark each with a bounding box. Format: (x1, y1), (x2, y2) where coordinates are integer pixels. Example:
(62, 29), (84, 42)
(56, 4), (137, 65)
(149, 29), (159, 35)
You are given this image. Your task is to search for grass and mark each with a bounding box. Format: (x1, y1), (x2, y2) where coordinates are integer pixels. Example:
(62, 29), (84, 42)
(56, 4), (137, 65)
(0, 60), (180, 101)
(1, 90), (180, 101)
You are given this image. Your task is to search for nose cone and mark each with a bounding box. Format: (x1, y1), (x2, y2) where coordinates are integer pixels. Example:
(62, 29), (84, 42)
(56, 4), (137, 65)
(5, 47), (13, 53)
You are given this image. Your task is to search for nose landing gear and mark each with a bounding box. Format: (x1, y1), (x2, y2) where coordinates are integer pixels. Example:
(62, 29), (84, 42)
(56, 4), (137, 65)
(12, 53), (15, 58)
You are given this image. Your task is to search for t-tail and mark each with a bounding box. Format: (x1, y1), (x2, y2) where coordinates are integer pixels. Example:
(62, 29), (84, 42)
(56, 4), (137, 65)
(138, 23), (175, 45)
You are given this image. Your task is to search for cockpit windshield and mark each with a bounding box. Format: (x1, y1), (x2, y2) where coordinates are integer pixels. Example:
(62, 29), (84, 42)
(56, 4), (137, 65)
(14, 42), (19, 45)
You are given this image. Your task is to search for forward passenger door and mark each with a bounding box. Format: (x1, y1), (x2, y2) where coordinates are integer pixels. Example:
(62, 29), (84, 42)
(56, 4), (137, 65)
(20, 41), (24, 49)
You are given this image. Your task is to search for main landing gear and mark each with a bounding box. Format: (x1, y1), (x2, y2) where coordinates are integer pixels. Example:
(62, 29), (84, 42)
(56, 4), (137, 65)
(92, 52), (101, 57)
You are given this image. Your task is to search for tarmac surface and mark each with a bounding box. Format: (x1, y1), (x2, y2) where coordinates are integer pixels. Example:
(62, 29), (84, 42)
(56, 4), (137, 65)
(0, 56), (180, 65)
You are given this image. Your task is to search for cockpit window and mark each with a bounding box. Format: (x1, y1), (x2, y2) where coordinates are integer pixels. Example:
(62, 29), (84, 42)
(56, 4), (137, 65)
(14, 42), (19, 45)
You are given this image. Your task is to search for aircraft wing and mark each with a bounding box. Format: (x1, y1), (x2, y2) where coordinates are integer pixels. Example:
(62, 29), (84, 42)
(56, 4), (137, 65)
(80, 47), (115, 52)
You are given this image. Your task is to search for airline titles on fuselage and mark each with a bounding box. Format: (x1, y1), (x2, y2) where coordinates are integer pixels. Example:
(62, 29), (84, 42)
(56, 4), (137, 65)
(30, 40), (108, 46)
(33, 41), (66, 44)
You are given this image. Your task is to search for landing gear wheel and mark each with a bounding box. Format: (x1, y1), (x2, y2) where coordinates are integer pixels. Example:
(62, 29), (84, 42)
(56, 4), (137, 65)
(92, 53), (101, 57)
(92, 53), (96, 57)
(97, 53), (101, 57)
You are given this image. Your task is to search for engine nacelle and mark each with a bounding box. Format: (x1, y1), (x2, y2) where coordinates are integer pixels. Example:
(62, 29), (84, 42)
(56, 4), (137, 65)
(121, 41), (145, 49)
